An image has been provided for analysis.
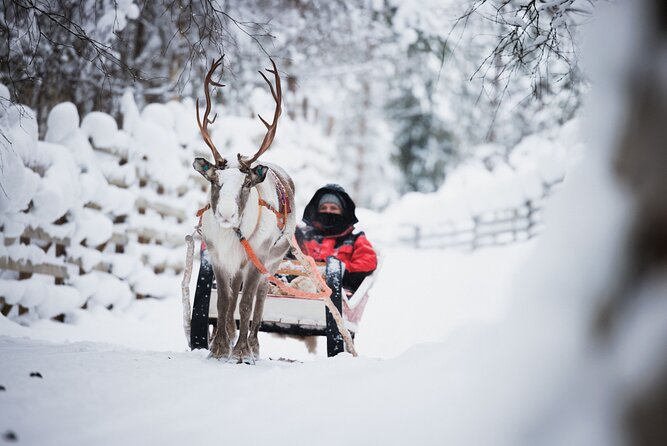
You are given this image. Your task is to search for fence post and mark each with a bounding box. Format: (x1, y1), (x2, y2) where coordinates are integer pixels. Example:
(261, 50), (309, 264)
(471, 215), (479, 250)
(413, 225), (421, 249)
(527, 200), (535, 238)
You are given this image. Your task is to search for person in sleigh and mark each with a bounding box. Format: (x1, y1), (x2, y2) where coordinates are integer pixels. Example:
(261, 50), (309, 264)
(295, 184), (377, 293)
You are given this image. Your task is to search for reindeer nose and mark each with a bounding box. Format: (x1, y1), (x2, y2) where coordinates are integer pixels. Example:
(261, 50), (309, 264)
(216, 209), (238, 224)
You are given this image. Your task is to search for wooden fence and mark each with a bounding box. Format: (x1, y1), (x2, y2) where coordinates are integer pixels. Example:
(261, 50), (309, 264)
(401, 183), (560, 250)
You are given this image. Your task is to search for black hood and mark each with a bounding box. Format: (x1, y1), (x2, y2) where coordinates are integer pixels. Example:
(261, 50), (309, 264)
(303, 184), (359, 230)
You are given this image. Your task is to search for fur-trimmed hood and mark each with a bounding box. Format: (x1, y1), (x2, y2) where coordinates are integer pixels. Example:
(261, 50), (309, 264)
(302, 184), (358, 230)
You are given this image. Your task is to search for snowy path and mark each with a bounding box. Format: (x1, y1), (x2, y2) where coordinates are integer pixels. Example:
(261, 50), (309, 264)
(0, 244), (533, 445)
(0, 335), (482, 446)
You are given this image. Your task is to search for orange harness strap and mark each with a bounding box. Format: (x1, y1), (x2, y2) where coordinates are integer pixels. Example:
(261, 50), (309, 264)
(236, 231), (331, 300)
(196, 204), (210, 226)
(258, 198), (287, 230)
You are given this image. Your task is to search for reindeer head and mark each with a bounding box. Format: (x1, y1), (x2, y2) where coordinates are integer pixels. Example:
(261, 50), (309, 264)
(194, 158), (268, 228)
(193, 56), (282, 229)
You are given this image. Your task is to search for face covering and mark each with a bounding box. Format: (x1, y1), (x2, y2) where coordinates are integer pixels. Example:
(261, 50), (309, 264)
(313, 212), (348, 235)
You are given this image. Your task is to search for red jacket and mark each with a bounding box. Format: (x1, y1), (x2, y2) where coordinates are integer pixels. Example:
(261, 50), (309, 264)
(299, 184), (377, 291)
(298, 226), (377, 291)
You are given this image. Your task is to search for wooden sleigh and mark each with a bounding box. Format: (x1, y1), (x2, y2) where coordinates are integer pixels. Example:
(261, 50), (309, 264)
(189, 244), (381, 357)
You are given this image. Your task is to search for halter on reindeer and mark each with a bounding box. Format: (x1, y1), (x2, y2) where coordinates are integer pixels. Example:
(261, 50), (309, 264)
(181, 57), (360, 363)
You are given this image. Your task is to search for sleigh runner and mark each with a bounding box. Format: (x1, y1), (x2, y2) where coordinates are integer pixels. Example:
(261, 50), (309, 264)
(189, 243), (380, 357)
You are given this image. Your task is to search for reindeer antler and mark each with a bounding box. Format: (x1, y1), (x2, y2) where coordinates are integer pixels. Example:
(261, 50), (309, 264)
(238, 58), (282, 170)
(196, 56), (227, 167)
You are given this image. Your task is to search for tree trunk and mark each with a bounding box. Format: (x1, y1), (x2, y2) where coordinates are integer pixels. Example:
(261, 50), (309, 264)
(602, 1), (667, 443)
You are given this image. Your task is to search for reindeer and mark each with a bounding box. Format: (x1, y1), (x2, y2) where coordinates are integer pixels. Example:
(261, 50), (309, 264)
(192, 57), (296, 363)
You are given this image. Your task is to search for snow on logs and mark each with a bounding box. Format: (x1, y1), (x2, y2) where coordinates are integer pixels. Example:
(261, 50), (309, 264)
(0, 84), (341, 322)
(0, 89), (203, 323)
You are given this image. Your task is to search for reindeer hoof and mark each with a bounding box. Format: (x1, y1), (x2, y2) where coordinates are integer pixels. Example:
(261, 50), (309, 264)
(208, 350), (230, 361)
(231, 345), (255, 365)
(237, 354), (255, 365)
(209, 342), (232, 361)
(250, 344), (260, 360)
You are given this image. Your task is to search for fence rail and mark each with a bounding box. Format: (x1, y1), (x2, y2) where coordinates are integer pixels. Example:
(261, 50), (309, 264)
(400, 183), (559, 250)
(0, 257), (69, 280)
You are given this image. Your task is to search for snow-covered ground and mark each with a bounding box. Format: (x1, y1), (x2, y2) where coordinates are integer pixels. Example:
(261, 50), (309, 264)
(0, 243), (533, 445)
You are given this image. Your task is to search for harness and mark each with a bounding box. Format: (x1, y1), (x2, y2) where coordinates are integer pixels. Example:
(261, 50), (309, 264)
(259, 170), (291, 231)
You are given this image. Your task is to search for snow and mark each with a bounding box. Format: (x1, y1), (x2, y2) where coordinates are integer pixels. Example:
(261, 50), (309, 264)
(30, 142), (81, 222)
(0, 279), (26, 305)
(88, 1), (139, 42)
(0, 278), (83, 319)
(80, 112), (121, 149)
(74, 208), (114, 247)
(355, 245), (529, 358)
(0, 243), (535, 445)
(120, 90), (142, 135)
(3, 244), (51, 265)
(44, 102), (79, 145)
(34, 285), (84, 319)
(87, 272), (133, 311)
(67, 245), (102, 273)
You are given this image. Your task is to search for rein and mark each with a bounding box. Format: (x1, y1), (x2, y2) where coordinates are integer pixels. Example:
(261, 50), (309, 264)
(234, 229), (331, 300)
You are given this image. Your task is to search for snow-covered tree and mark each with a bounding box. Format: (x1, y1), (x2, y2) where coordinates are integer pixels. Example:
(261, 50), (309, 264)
(441, 0), (586, 158)
(385, 29), (456, 193)
(0, 0), (590, 208)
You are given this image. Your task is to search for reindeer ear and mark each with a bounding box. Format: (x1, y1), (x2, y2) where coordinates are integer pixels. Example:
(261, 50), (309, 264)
(249, 164), (268, 186)
(193, 157), (217, 181)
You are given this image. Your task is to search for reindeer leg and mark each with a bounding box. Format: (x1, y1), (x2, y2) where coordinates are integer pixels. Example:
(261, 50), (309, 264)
(249, 279), (268, 359)
(228, 273), (242, 345)
(232, 267), (261, 364)
(210, 268), (232, 361)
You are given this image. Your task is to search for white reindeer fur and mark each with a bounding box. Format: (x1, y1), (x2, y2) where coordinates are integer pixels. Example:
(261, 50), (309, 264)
(200, 170), (287, 271)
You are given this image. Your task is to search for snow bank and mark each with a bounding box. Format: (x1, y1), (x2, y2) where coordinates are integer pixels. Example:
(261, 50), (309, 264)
(370, 121), (581, 248)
